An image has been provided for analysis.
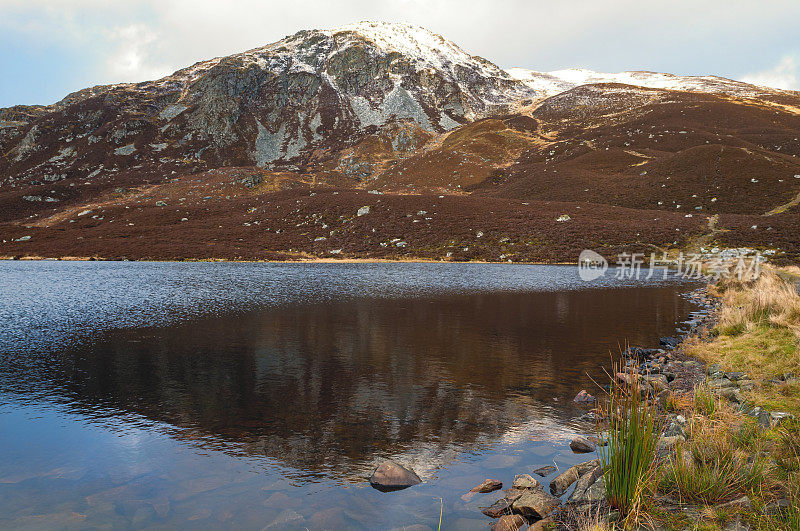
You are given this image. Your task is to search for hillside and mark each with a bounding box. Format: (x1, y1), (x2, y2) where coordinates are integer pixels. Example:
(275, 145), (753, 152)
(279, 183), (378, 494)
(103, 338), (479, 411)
(1, 22), (799, 262)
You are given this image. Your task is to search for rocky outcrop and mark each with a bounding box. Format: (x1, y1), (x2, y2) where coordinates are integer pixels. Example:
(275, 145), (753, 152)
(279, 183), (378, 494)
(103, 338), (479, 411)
(0, 22), (536, 189)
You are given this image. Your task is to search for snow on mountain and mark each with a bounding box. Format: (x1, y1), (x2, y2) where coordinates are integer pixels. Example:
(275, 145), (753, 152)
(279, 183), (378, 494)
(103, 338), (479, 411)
(506, 67), (794, 101)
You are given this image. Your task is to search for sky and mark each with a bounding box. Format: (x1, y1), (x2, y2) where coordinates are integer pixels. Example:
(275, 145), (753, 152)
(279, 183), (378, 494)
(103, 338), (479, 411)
(0, 0), (798, 107)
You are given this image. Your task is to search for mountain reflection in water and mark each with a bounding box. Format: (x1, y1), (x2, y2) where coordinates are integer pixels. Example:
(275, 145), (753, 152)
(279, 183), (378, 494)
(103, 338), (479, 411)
(0, 262), (698, 529)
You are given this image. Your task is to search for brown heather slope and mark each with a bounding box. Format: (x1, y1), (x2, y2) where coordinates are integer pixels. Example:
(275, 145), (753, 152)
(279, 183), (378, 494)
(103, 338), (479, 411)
(0, 183), (705, 262)
(2, 85), (800, 263)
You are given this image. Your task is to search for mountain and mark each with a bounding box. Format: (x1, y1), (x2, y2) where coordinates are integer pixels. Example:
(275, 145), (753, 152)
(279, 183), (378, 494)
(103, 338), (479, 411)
(1, 21), (799, 263)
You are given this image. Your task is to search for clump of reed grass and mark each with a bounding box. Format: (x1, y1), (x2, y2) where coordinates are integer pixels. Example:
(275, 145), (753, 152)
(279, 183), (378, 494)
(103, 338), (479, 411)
(599, 360), (660, 525)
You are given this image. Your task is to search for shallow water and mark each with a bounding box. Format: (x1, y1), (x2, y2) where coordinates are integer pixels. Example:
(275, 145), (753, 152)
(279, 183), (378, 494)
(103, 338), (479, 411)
(0, 262), (699, 529)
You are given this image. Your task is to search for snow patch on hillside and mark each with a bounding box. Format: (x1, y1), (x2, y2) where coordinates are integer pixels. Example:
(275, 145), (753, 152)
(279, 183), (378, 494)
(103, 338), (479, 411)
(507, 67), (785, 100)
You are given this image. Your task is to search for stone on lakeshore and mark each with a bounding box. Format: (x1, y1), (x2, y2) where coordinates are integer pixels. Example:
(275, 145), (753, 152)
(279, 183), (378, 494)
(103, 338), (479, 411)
(549, 459), (600, 496)
(567, 466), (605, 503)
(530, 517), (555, 530)
(615, 372), (634, 386)
(481, 497), (516, 518)
(719, 387), (745, 404)
(770, 411), (794, 425)
(512, 474), (540, 490)
(660, 336), (679, 349)
(570, 436), (597, 453)
(739, 380), (755, 391)
(716, 496), (751, 510)
(643, 374), (669, 391)
(577, 411), (598, 422)
(470, 478), (503, 494)
(748, 407), (772, 428)
(573, 389), (596, 404)
(764, 499), (792, 516)
(664, 422), (685, 438)
(709, 377), (737, 389)
(369, 460), (422, 492)
(511, 487), (561, 518)
(533, 465), (557, 477)
(492, 514), (525, 531)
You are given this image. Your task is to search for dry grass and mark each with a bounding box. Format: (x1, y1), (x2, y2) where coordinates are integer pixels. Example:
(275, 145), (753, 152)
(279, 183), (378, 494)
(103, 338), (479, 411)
(713, 265), (800, 342)
(659, 404), (773, 506)
(687, 265), (800, 415)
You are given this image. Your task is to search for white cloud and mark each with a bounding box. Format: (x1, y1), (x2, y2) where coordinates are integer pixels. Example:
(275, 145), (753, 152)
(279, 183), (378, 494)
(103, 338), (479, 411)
(741, 56), (799, 91)
(104, 24), (172, 82)
(2, 0), (800, 96)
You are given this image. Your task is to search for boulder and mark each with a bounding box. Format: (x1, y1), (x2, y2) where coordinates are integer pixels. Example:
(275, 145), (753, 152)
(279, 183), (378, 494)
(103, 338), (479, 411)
(549, 459), (600, 496)
(369, 460), (422, 492)
(709, 377), (736, 389)
(512, 474), (540, 490)
(573, 389), (596, 404)
(481, 496), (517, 518)
(470, 479), (503, 494)
(491, 514), (526, 531)
(570, 436), (597, 453)
(567, 466), (605, 503)
(747, 406), (772, 428)
(660, 336), (679, 349)
(511, 487), (561, 518)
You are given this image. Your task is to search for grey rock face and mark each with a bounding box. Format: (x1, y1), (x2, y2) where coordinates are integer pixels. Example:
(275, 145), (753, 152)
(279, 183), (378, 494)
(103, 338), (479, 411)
(0, 22), (537, 187)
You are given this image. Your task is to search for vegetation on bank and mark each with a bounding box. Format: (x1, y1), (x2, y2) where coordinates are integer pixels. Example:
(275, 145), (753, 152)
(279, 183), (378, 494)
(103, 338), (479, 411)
(573, 265), (800, 530)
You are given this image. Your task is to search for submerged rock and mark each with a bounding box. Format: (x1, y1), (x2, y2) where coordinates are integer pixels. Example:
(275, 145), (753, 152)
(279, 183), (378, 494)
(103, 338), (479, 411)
(481, 496), (517, 518)
(533, 465), (557, 477)
(369, 460), (422, 492)
(570, 436), (597, 453)
(470, 478), (503, 493)
(573, 390), (596, 404)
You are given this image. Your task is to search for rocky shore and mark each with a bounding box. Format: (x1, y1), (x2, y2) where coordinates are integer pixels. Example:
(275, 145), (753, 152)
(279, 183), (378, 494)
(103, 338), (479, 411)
(466, 285), (796, 529)
(362, 272), (800, 529)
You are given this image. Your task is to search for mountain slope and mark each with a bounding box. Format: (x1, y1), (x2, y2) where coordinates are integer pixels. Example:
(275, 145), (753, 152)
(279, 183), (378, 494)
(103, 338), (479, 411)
(1, 22), (799, 263)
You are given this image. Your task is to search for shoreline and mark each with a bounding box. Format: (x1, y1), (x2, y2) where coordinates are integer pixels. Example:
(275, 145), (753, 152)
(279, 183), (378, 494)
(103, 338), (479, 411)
(489, 265), (800, 530)
(0, 255), (578, 265)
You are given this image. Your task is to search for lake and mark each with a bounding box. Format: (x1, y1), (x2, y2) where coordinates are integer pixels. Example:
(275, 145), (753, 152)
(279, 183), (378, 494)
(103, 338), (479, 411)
(0, 262), (700, 529)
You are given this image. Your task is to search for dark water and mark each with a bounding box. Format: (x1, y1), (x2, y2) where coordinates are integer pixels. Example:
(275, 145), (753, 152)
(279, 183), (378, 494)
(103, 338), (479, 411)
(0, 262), (698, 529)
